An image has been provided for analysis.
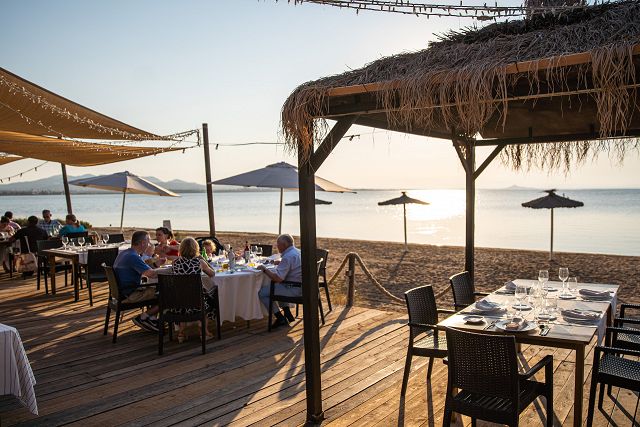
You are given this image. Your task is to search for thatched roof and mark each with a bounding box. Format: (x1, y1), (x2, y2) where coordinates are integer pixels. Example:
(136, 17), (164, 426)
(282, 1), (640, 170)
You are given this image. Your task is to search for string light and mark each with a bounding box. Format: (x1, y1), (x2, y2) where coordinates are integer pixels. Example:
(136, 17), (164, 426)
(0, 161), (48, 183)
(285, 0), (587, 20)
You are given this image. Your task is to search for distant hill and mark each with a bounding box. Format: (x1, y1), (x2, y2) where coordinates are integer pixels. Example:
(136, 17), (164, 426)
(0, 174), (206, 195)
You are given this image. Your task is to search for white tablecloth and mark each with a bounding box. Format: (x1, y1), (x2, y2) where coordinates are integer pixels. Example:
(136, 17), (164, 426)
(202, 270), (270, 323)
(71, 244), (127, 265)
(1, 324), (38, 415)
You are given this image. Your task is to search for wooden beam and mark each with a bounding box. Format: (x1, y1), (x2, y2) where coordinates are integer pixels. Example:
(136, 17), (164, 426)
(452, 141), (469, 174)
(298, 141), (324, 424)
(474, 129), (640, 147)
(202, 123), (216, 236)
(326, 44), (640, 98)
(311, 116), (358, 172)
(473, 143), (506, 180)
(463, 141), (475, 283)
(61, 164), (73, 215)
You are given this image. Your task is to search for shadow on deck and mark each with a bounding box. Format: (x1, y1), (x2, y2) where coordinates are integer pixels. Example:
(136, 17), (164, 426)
(0, 273), (637, 426)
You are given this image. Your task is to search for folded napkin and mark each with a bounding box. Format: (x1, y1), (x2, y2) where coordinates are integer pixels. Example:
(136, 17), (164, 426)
(579, 289), (611, 298)
(505, 281), (516, 291)
(475, 300), (502, 312)
(561, 309), (600, 321)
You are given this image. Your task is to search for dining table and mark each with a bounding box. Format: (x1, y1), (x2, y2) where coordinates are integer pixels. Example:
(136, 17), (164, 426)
(0, 323), (38, 416)
(42, 244), (127, 301)
(437, 279), (619, 427)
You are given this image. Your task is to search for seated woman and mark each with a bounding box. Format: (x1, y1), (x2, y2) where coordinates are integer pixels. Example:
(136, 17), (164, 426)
(201, 239), (216, 261)
(171, 237), (216, 342)
(59, 214), (86, 236)
(0, 216), (15, 272)
(154, 227), (179, 261)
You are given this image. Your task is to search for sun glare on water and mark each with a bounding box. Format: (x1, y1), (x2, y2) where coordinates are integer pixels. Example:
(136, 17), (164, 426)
(405, 189), (465, 222)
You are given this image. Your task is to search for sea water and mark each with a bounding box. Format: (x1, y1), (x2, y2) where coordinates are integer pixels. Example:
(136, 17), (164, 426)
(1, 189), (638, 256)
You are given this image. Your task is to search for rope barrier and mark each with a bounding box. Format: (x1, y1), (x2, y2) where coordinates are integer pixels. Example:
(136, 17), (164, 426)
(326, 252), (450, 306)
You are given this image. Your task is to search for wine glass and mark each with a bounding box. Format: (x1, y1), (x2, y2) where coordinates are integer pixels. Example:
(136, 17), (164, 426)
(61, 236), (69, 249)
(102, 234), (109, 245)
(78, 236), (85, 248)
(256, 246), (263, 257)
(559, 267), (570, 296)
(515, 283), (528, 317)
(567, 276), (578, 295)
(538, 269), (549, 291)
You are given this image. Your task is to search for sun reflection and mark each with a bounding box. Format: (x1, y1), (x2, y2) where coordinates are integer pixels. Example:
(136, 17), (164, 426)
(405, 189), (466, 221)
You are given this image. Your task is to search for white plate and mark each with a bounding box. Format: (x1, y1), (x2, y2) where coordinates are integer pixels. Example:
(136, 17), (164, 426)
(495, 320), (537, 332)
(558, 294), (577, 300)
(512, 303), (532, 311)
(463, 315), (484, 324)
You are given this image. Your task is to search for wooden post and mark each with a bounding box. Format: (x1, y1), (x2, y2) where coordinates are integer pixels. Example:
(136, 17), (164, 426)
(403, 203), (408, 251)
(61, 164), (73, 215)
(347, 254), (355, 306)
(297, 142), (324, 424)
(550, 208), (554, 261)
(119, 189), (127, 231)
(464, 142), (475, 282)
(202, 123), (216, 236)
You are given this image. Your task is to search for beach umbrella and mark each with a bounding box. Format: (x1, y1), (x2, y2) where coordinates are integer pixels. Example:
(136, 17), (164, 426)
(211, 161), (352, 234)
(285, 199), (332, 206)
(522, 189), (584, 260)
(70, 171), (179, 230)
(378, 191), (429, 251)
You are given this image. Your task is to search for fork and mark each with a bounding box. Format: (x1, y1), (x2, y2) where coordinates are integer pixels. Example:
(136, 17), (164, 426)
(483, 320), (498, 330)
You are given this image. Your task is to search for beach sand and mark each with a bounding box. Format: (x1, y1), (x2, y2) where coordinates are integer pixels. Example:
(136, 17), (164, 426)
(96, 227), (640, 312)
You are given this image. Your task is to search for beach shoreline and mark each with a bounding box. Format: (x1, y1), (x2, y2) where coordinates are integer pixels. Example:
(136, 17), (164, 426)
(95, 227), (640, 312)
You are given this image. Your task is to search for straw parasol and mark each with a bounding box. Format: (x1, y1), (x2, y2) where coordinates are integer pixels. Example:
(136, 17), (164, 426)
(378, 191), (429, 251)
(522, 189), (584, 260)
(70, 171), (179, 230)
(212, 162), (351, 234)
(285, 198), (332, 206)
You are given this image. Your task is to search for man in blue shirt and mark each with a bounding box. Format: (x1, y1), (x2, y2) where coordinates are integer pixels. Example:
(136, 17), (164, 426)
(258, 234), (302, 328)
(113, 230), (161, 331)
(37, 210), (61, 236)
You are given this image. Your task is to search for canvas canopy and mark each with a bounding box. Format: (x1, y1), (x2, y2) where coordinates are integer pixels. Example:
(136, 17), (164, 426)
(0, 131), (181, 167)
(0, 67), (160, 140)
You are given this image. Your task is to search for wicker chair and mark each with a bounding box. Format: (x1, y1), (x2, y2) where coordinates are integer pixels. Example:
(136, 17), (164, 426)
(449, 271), (489, 311)
(157, 273), (207, 355)
(106, 233), (125, 244)
(195, 236), (224, 253)
(35, 239), (70, 294)
(296, 249), (331, 316)
(268, 259), (325, 332)
(401, 285), (454, 395)
(587, 327), (640, 427)
(612, 303), (640, 351)
(251, 243), (273, 257)
(443, 327), (553, 427)
(81, 247), (118, 306)
(103, 265), (157, 343)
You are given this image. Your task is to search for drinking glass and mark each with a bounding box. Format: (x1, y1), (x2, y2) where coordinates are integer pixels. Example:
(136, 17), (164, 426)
(256, 246), (263, 257)
(538, 269), (549, 290)
(78, 237), (85, 248)
(545, 296), (558, 317)
(61, 236), (69, 248)
(102, 234), (109, 245)
(559, 267), (570, 296)
(515, 283), (528, 316)
(567, 276), (578, 294)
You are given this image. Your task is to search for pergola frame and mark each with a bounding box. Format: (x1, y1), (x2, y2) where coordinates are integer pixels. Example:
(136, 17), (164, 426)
(294, 49), (640, 423)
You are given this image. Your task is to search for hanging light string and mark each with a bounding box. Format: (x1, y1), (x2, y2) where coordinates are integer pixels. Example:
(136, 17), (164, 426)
(286, 0), (589, 20)
(211, 129), (388, 149)
(0, 160), (48, 183)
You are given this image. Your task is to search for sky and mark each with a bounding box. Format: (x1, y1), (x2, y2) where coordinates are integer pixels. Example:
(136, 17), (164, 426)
(0, 0), (638, 190)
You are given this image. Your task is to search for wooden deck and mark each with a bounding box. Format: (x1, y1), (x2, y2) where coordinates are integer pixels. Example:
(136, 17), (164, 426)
(1, 272), (638, 426)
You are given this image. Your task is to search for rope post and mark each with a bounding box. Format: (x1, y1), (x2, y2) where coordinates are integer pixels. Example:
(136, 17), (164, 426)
(347, 254), (355, 306)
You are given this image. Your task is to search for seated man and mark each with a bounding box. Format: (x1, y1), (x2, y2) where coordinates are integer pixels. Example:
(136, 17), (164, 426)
(113, 230), (162, 332)
(258, 234), (301, 328)
(10, 215), (47, 276)
(38, 209), (61, 236)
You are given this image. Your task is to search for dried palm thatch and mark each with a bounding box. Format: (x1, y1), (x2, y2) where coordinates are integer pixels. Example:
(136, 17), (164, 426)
(281, 1), (640, 171)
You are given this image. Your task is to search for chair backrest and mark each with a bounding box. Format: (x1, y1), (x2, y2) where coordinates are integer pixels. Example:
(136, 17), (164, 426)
(404, 285), (439, 331)
(251, 243), (273, 257)
(66, 231), (89, 239)
(103, 264), (122, 301)
(107, 233), (125, 243)
(316, 248), (329, 278)
(36, 238), (62, 257)
(449, 271), (476, 309)
(87, 248), (119, 275)
(157, 274), (203, 311)
(445, 327), (519, 400)
(195, 236), (224, 253)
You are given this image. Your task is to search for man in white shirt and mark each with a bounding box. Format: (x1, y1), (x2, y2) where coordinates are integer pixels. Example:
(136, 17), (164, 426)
(258, 234), (301, 328)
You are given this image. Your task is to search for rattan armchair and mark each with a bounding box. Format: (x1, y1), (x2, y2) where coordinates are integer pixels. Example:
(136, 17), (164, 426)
(612, 303), (640, 351)
(35, 239), (70, 294)
(449, 271), (489, 311)
(250, 243), (273, 257)
(81, 247), (118, 306)
(443, 327), (553, 427)
(157, 273), (207, 355)
(587, 327), (640, 427)
(401, 285), (454, 396)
